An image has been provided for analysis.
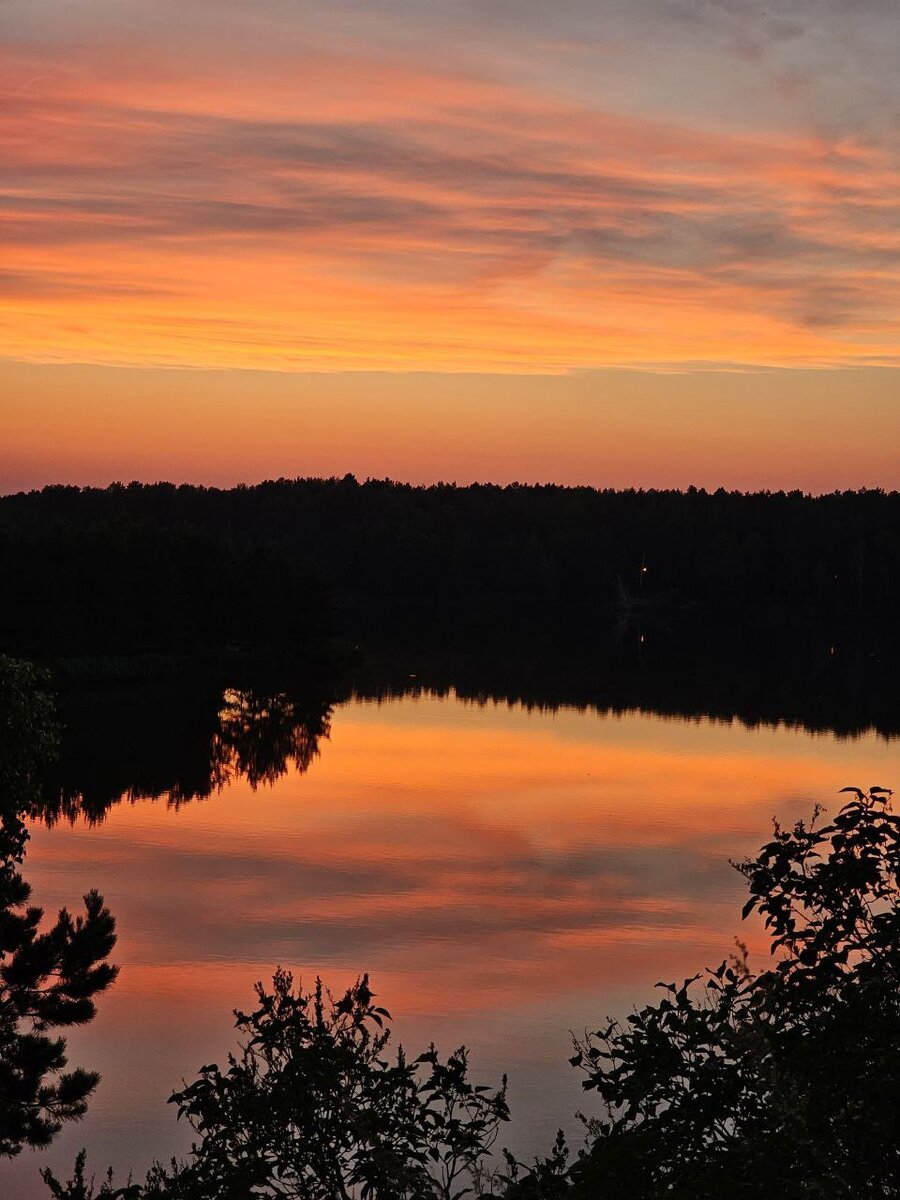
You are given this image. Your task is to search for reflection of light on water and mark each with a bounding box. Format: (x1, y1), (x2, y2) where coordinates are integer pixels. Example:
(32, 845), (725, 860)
(15, 695), (900, 1198)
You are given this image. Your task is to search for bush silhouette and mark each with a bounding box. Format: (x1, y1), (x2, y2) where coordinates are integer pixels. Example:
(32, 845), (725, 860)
(45, 972), (508, 1200)
(537, 786), (900, 1197)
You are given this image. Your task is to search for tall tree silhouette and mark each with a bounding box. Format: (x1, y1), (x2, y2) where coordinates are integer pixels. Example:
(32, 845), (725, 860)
(0, 657), (118, 1157)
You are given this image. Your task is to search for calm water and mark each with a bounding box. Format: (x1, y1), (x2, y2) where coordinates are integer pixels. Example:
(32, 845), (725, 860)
(6, 685), (898, 1197)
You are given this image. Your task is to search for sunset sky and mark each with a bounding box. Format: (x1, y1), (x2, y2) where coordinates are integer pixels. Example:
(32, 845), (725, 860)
(3, 0), (900, 491)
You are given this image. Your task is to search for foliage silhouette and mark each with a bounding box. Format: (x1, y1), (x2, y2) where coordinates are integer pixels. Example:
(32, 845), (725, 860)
(0, 656), (118, 1158)
(532, 785), (900, 1197)
(44, 972), (509, 1199)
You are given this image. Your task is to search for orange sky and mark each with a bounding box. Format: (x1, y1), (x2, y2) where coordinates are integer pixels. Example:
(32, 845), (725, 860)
(4, 362), (900, 493)
(3, 1), (900, 489)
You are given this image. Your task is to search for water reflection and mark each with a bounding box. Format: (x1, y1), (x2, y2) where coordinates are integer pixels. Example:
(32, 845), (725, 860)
(39, 680), (333, 824)
(38, 625), (900, 831)
(11, 677), (900, 1198)
(350, 620), (900, 741)
(212, 687), (329, 789)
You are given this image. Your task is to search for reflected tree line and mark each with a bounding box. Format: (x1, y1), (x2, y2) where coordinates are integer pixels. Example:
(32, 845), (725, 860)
(38, 680), (333, 826)
(351, 613), (900, 741)
(33, 625), (900, 831)
(5, 657), (900, 1196)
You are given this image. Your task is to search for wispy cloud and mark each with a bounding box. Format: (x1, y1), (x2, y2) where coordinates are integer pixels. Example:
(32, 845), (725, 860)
(2, 9), (900, 372)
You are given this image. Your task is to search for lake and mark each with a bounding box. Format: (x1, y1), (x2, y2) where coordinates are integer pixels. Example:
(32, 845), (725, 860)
(5, 673), (898, 1197)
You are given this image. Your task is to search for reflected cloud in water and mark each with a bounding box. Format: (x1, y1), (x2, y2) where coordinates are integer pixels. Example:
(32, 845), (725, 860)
(27, 684), (900, 1012)
(11, 659), (900, 1197)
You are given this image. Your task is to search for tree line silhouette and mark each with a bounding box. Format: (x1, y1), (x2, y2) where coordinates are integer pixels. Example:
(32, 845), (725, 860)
(3, 479), (900, 659)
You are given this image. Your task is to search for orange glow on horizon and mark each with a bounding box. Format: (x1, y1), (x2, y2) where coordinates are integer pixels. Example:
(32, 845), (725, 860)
(4, 6), (900, 493)
(5, 359), (900, 495)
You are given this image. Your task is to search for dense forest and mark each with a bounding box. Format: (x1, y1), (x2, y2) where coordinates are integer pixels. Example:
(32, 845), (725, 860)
(2, 479), (900, 658)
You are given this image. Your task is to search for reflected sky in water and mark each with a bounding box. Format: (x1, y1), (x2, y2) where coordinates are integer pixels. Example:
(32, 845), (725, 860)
(6, 691), (899, 1196)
